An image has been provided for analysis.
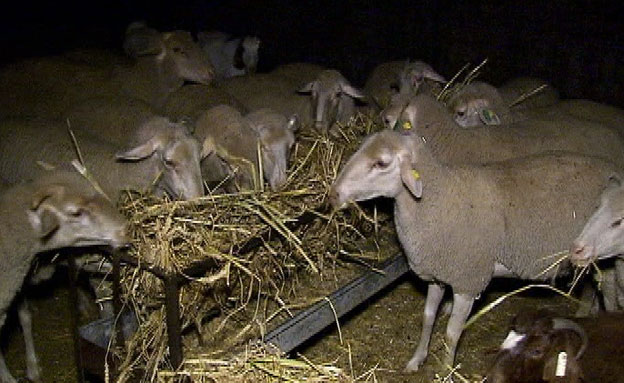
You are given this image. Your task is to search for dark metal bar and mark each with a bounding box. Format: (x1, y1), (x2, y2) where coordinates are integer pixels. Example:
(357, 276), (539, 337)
(164, 276), (183, 368)
(264, 253), (409, 353)
(67, 255), (84, 383)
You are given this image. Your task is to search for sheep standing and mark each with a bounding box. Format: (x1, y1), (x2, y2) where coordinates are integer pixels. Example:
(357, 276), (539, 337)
(195, 105), (298, 191)
(0, 171), (129, 383)
(0, 119), (206, 200)
(329, 129), (618, 372)
(198, 31), (260, 78)
(383, 94), (624, 167)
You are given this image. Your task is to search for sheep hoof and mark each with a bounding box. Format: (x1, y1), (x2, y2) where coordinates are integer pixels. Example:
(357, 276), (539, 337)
(404, 357), (424, 372)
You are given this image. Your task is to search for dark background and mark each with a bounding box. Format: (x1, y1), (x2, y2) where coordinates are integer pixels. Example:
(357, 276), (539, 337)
(1, 1), (622, 107)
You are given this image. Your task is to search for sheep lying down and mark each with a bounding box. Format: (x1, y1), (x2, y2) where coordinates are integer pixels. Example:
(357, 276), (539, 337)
(329, 129), (619, 372)
(0, 171), (129, 383)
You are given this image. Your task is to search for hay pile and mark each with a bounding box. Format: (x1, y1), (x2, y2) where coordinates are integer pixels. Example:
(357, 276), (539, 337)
(111, 113), (398, 382)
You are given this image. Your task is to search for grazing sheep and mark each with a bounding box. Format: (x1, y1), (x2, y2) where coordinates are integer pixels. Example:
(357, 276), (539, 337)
(246, 108), (300, 190)
(488, 310), (624, 383)
(297, 69), (366, 133)
(0, 170), (129, 383)
(198, 31), (260, 78)
(570, 175), (624, 311)
(382, 93), (624, 167)
(0, 119), (206, 200)
(0, 28), (214, 119)
(222, 65), (363, 132)
(329, 129), (619, 372)
(365, 60), (446, 109)
(195, 105), (297, 191)
(447, 81), (518, 127)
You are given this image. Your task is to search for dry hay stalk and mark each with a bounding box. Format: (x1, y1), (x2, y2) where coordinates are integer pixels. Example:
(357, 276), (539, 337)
(112, 112), (396, 382)
(156, 342), (377, 383)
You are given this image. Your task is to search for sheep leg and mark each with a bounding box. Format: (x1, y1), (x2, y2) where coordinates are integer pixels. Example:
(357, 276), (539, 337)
(0, 312), (18, 383)
(616, 258), (624, 310)
(17, 299), (41, 383)
(443, 293), (474, 370)
(600, 267), (618, 312)
(405, 283), (445, 372)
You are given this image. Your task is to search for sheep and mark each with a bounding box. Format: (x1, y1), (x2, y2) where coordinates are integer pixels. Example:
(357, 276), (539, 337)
(246, 108), (300, 190)
(0, 27), (214, 119)
(328, 128), (619, 372)
(296, 69), (366, 133)
(0, 118), (206, 200)
(570, 175), (624, 311)
(486, 310), (587, 383)
(381, 93), (624, 167)
(497, 76), (560, 110)
(364, 60), (446, 109)
(0, 170), (129, 383)
(161, 83), (248, 123)
(197, 31), (260, 79)
(122, 21), (161, 59)
(487, 310), (624, 383)
(222, 65), (364, 132)
(446, 81), (519, 127)
(194, 104), (298, 191)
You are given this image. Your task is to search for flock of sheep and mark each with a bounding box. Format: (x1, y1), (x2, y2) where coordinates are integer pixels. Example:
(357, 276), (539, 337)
(0, 21), (624, 382)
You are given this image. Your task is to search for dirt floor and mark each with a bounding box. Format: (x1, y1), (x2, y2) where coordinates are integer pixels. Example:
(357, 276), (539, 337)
(1, 258), (621, 383)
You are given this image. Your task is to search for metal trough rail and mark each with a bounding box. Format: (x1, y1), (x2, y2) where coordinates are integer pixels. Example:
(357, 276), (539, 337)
(264, 253), (409, 353)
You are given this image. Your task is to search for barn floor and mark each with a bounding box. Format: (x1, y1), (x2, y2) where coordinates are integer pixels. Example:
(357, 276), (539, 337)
(1, 265), (588, 383)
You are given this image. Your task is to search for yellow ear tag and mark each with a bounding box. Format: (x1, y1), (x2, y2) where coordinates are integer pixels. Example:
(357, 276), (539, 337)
(412, 170), (420, 180)
(402, 121), (412, 130)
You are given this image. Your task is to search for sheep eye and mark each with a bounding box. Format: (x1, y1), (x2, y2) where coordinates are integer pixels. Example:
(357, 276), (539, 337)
(456, 109), (466, 117)
(163, 158), (176, 168)
(69, 207), (85, 217)
(373, 159), (389, 169)
(611, 218), (623, 228)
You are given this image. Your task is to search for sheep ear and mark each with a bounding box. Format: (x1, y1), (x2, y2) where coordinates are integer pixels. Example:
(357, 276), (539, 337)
(28, 185), (65, 238)
(341, 83), (366, 100)
(297, 81), (316, 94)
(287, 114), (300, 132)
(423, 68), (446, 83)
(116, 138), (160, 161)
(400, 160), (422, 199)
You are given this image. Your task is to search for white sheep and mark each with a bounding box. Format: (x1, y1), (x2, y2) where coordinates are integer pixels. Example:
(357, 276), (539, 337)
(194, 104), (298, 191)
(329, 128), (619, 372)
(221, 64), (363, 132)
(446, 81), (518, 127)
(0, 170), (128, 383)
(382, 93), (624, 167)
(365, 60), (446, 109)
(498, 76), (560, 110)
(0, 119), (207, 200)
(197, 31), (260, 78)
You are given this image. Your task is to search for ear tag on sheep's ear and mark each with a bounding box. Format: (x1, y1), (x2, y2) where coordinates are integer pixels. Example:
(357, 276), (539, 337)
(412, 170), (420, 181)
(479, 108), (501, 125)
(394, 120), (412, 131)
(555, 352), (568, 377)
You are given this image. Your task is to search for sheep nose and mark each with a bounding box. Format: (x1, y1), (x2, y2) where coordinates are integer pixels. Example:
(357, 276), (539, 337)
(328, 188), (341, 209)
